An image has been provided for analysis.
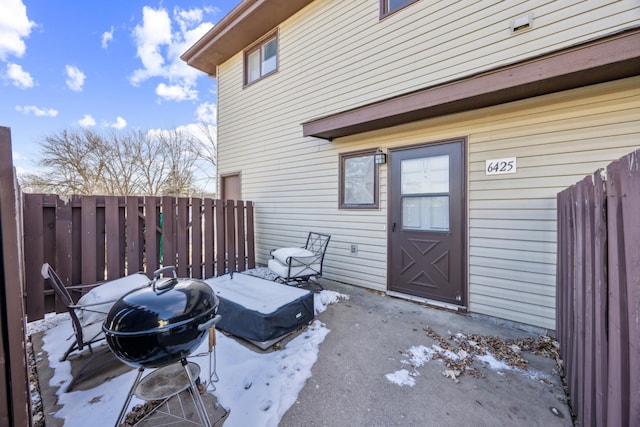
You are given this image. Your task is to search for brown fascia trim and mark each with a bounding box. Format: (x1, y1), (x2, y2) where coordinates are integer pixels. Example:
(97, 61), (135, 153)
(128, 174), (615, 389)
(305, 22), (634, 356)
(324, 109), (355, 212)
(302, 28), (640, 141)
(181, 0), (314, 77)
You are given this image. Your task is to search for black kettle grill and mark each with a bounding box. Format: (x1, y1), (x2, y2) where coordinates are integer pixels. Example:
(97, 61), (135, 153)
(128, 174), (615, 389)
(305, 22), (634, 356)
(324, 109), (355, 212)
(104, 266), (220, 427)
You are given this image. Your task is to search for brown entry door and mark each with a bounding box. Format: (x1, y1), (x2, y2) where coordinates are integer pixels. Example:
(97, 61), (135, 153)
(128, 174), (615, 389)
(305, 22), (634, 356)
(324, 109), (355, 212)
(389, 139), (466, 306)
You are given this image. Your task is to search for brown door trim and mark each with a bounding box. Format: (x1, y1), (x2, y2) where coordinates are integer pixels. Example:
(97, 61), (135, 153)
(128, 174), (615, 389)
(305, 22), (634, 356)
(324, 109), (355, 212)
(220, 172), (241, 201)
(387, 137), (467, 306)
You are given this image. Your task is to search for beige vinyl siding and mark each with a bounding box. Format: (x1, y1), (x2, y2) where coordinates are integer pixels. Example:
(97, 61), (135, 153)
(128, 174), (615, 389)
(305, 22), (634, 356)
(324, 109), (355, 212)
(213, 0), (640, 329)
(228, 75), (638, 329)
(220, 67), (640, 328)
(283, 0), (639, 119)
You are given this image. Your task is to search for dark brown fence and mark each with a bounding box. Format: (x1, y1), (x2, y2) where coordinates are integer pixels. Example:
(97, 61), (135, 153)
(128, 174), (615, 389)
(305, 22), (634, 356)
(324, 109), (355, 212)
(556, 147), (640, 426)
(23, 194), (255, 321)
(0, 127), (31, 426)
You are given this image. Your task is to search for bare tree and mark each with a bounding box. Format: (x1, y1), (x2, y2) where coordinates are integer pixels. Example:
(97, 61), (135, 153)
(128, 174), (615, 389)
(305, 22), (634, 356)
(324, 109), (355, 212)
(20, 127), (212, 197)
(136, 131), (169, 196)
(151, 128), (201, 196)
(196, 123), (217, 169)
(100, 130), (145, 195)
(31, 129), (106, 194)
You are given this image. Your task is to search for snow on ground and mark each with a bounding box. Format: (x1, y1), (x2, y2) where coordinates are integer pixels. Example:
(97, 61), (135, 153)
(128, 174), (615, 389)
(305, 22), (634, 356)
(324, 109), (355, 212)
(28, 270), (349, 427)
(385, 334), (555, 387)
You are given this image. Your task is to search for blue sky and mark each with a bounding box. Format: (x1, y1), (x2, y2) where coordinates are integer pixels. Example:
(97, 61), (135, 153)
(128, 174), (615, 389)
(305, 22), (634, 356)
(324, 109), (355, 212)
(1, 0), (238, 178)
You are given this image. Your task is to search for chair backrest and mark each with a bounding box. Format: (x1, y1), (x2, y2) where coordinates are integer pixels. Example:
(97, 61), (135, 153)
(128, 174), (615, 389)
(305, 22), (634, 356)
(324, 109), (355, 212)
(41, 263), (85, 349)
(305, 232), (331, 259)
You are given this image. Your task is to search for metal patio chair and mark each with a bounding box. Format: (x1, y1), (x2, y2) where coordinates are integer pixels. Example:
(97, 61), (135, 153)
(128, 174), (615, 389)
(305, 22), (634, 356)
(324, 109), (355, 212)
(267, 232), (331, 290)
(40, 263), (149, 391)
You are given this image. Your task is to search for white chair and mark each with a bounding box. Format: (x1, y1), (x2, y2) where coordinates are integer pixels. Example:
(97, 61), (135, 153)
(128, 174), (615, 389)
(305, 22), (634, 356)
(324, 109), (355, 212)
(268, 232), (331, 288)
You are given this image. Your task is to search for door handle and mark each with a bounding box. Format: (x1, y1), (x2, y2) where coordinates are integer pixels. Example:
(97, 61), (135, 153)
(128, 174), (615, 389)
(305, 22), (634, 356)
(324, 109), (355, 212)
(392, 222), (396, 232)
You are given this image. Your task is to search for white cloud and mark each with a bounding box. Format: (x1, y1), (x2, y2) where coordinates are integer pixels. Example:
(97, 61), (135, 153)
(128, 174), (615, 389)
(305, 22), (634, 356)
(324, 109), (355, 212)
(15, 105), (57, 117)
(108, 116), (127, 129)
(130, 6), (172, 85)
(101, 26), (114, 49)
(77, 114), (96, 127)
(65, 65), (85, 91)
(130, 6), (215, 101)
(5, 62), (34, 88)
(0, 0), (35, 60)
(196, 102), (216, 124)
(155, 82), (197, 101)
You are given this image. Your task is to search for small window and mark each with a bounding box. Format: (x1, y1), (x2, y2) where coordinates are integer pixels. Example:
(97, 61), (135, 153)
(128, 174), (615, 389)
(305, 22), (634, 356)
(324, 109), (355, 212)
(339, 150), (379, 209)
(244, 32), (278, 86)
(380, 0), (419, 18)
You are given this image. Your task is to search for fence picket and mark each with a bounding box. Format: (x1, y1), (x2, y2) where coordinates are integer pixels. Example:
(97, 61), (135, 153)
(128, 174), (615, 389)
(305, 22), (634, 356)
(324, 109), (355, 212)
(162, 196), (176, 268)
(54, 196), (73, 312)
(215, 199), (225, 275)
(192, 198), (202, 279)
(177, 197), (189, 278)
(204, 198), (214, 278)
(105, 196), (121, 279)
(144, 196), (160, 276)
(246, 201), (255, 269)
(605, 159), (630, 427)
(618, 150), (640, 424)
(126, 196), (143, 273)
(593, 170), (608, 426)
(23, 195), (45, 319)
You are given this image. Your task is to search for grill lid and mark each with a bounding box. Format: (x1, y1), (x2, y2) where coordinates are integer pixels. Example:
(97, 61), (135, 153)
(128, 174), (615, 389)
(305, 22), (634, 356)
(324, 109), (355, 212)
(102, 266), (219, 368)
(104, 275), (218, 336)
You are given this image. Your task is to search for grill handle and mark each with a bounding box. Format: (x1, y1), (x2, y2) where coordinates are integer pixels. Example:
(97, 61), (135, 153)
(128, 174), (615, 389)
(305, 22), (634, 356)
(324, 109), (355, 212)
(198, 314), (222, 331)
(152, 266), (178, 291)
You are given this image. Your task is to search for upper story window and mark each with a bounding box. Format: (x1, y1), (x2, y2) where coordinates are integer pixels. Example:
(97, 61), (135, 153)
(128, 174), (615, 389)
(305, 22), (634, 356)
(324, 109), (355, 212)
(244, 31), (278, 86)
(380, 0), (419, 18)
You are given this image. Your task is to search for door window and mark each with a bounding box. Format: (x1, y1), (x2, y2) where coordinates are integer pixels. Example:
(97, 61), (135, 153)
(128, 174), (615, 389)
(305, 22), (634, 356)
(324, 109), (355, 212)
(400, 154), (449, 231)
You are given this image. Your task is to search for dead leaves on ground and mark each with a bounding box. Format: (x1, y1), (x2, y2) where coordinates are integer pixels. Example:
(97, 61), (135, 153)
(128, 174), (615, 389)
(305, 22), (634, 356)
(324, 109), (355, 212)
(422, 326), (560, 383)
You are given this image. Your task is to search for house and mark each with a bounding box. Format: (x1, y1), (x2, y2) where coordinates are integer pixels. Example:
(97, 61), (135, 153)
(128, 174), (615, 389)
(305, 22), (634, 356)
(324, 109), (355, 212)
(182, 0), (640, 331)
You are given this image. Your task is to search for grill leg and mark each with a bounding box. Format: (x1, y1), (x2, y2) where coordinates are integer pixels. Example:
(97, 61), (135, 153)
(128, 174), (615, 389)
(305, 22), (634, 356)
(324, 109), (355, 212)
(114, 367), (144, 427)
(182, 358), (212, 427)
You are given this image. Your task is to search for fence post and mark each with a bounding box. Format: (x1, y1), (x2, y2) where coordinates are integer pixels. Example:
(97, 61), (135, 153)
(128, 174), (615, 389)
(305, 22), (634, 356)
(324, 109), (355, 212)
(0, 126), (31, 425)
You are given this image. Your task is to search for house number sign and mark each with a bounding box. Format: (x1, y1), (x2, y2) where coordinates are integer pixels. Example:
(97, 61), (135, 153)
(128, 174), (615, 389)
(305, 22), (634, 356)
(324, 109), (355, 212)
(485, 157), (516, 175)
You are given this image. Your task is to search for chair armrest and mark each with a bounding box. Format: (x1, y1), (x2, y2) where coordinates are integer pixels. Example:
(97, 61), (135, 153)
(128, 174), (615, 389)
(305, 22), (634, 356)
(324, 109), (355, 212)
(68, 298), (120, 310)
(65, 283), (101, 290)
(287, 254), (322, 267)
(272, 247), (315, 264)
(271, 246), (305, 257)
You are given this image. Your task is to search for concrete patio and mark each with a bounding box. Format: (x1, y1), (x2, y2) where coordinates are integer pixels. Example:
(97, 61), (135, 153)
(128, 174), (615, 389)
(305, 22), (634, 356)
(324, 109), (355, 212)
(33, 277), (573, 426)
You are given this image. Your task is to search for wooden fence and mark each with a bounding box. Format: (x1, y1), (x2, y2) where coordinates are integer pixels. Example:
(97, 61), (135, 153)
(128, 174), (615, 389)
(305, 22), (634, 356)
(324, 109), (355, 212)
(556, 147), (639, 426)
(23, 194), (255, 321)
(0, 127), (31, 426)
